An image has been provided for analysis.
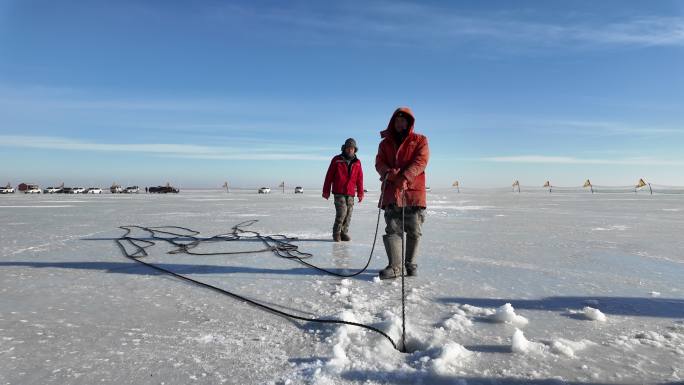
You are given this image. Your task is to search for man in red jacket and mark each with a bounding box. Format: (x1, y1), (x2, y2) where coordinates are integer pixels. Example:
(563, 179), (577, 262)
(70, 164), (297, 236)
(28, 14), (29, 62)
(322, 138), (364, 242)
(375, 107), (429, 279)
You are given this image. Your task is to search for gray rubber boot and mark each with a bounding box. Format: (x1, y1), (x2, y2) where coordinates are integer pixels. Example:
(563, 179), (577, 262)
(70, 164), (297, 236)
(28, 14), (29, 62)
(405, 237), (419, 276)
(379, 234), (403, 280)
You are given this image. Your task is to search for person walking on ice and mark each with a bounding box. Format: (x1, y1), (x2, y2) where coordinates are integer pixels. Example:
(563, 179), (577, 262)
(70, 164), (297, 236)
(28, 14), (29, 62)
(322, 138), (364, 242)
(375, 107), (430, 279)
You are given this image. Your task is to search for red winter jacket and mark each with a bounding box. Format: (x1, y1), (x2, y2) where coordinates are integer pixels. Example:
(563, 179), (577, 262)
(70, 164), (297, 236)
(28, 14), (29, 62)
(322, 155), (364, 200)
(375, 107), (430, 208)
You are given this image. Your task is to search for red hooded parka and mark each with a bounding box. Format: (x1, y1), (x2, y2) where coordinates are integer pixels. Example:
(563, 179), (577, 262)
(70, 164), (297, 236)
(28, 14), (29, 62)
(375, 107), (430, 208)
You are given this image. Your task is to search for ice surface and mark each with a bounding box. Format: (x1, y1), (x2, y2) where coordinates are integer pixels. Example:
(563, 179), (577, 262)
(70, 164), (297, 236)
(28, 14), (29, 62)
(1, 189), (684, 384)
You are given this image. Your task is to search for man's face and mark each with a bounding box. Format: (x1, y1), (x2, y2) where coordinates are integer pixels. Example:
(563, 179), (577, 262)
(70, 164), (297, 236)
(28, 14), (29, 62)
(394, 116), (409, 133)
(344, 146), (356, 157)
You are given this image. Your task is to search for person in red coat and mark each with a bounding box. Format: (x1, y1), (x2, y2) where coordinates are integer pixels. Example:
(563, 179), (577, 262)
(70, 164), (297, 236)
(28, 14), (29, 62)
(322, 138), (364, 242)
(375, 107), (429, 279)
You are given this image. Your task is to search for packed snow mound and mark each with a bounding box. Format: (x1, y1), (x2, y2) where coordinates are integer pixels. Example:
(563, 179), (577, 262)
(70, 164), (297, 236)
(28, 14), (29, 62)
(490, 303), (529, 326)
(456, 303), (495, 317)
(324, 309), (391, 374)
(336, 309), (359, 324)
(328, 329), (351, 370)
(550, 338), (596, 358)
(582, 306), (607, 322)
(332, 280), (353, 298)
(430, 341), (472, 375)
(512, 329), (596, 358)
(511, 328), (546, 355)
(442, 313), (473, 333)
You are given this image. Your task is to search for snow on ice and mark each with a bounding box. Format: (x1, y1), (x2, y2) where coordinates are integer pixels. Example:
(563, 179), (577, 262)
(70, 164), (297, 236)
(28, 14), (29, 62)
(1, 189), (684, 384)
(581, 307), (608, 322)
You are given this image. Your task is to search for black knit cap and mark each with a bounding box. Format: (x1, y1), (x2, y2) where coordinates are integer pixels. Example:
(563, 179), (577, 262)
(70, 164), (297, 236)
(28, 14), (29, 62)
(341, 138), (358, 152)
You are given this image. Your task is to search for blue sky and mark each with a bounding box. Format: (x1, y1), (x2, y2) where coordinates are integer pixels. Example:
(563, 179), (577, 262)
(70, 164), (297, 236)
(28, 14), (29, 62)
(1, 0), (683, 189)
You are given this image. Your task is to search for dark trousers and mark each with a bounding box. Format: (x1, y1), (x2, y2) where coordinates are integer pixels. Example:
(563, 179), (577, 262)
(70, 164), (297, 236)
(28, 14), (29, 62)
(333, 194), (355, 235)
(384, 205), (425, 241)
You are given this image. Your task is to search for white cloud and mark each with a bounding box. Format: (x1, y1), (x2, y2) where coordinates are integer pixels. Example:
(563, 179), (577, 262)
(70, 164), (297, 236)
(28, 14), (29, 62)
(480, 155), (684, 166)
(531, 119), (684, 136)
(0, 135), (331, 161)
(209, 2), (684, 49)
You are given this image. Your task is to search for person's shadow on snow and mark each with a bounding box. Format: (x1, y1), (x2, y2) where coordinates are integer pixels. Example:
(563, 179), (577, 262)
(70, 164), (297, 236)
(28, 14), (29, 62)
(0, 260), (381, 279)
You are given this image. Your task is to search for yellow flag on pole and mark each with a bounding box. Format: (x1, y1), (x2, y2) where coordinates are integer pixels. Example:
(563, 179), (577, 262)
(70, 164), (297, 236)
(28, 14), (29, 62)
(636, 178), (647, 188)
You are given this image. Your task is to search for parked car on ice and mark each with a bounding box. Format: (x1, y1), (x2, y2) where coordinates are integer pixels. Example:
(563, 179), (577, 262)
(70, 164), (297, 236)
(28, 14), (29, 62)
(44, 186), (63, 194)
(124, 186), (139, 194)
(0, 184), (14, 194)
(294, 186), (304, 194)
(71, 187), (86, 194)
(86, 187), (102, 194)
(18, 183), (41, 194)
(258, 187), (271, 194)
(110, 184), (123, 194)
(60, 187), (73, 194)
(148, 185), (179, 194)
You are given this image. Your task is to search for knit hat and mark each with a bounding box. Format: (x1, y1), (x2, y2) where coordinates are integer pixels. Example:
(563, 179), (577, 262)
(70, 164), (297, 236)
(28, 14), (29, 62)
(341, 138), (358, 152)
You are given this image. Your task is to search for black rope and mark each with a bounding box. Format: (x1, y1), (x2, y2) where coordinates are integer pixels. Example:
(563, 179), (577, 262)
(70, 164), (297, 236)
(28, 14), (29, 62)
(114, 189), (403, 351)
(400, 190), (407, 353)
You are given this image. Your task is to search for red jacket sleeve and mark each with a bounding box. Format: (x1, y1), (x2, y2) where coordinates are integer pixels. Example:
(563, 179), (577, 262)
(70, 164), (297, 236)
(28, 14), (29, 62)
(322, 157), (336, 198)
(375, 140), (391, 178)
(401, 136), (429, 180)
(356, 161), (364, 199)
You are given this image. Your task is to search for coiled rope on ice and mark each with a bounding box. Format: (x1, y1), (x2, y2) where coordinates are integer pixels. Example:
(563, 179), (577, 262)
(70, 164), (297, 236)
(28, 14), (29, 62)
(115, 186), (411, 352)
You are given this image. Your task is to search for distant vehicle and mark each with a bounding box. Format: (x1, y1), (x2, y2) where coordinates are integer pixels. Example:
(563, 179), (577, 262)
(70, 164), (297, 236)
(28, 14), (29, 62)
(60, 187), (74, 194)
(18, 183), (41, 194)
(148, 185), (179, 194)
(426, 186), (431, 192)
(363, 189), (368, 193)
(124, 186), (140, 194)
(258, 187), (271, 194)
(294, 186), (304, 194)
(110, 184), (124, 194)
(0, 184), (14, 194)
(72, 187), (86, 194)
(86, 187), (102, 194)
(44, 186), (63, 194)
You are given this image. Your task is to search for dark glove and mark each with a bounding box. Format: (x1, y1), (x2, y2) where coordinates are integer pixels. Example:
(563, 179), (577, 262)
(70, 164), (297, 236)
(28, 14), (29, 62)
(386, 168), (401, 182)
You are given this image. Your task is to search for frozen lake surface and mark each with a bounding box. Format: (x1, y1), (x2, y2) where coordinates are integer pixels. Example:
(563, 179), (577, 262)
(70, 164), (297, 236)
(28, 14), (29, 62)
(1, 189), (683, 384)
